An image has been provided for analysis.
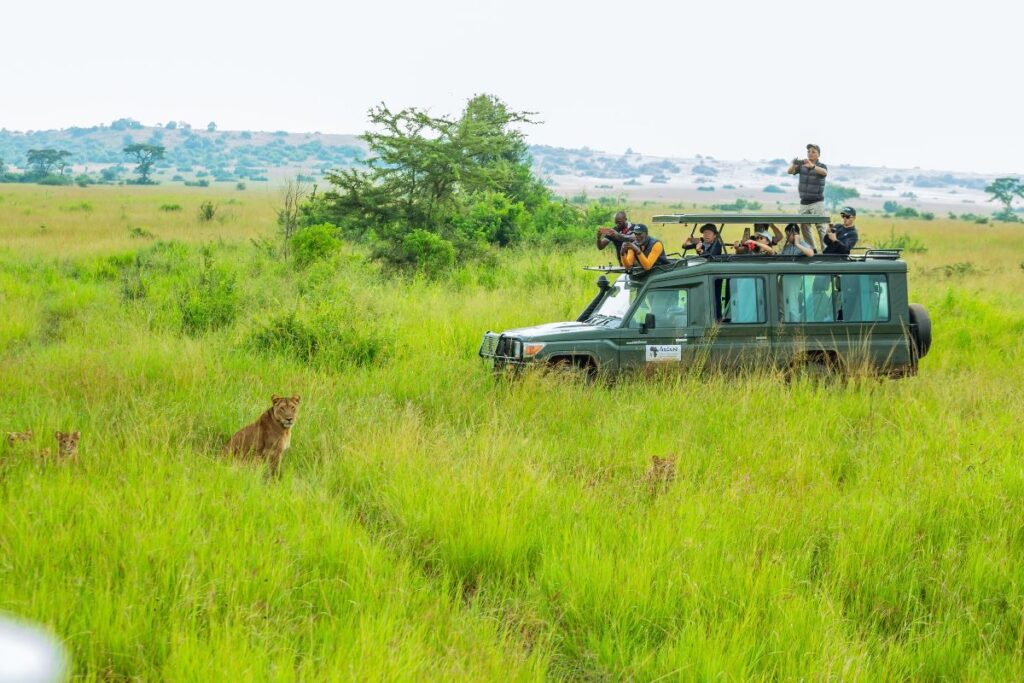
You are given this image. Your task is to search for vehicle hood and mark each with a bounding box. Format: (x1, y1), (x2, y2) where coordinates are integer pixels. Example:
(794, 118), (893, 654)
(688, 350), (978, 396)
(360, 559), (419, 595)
(501, 321), (610, 340)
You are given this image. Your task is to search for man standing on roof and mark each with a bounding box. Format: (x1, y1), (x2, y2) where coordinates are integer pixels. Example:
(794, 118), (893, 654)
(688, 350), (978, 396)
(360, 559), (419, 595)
(822, 207), (859, 255)
(620, 224), (669, 271)
(787, 143), (828, 251)
(596, 211), (634, 264)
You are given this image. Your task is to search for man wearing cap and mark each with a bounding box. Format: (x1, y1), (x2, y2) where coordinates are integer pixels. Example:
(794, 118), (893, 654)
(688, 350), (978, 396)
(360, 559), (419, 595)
(596, 211), (634, 264)
(620, 224), (669, 271)
(681, 223), (724, 257)
(822, 207), (859, 255)
(787, 143), (828, 251)
(779, 223), (815, 256)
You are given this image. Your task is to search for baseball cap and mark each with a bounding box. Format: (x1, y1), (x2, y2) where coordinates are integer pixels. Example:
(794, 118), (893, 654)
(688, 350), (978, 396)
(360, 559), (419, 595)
(840, 207), (856, 217)
(807, 143), (820, 153)
(699, 223), (719, 235)
(632, 223), (649, 234)
(784, 223), (800, 233)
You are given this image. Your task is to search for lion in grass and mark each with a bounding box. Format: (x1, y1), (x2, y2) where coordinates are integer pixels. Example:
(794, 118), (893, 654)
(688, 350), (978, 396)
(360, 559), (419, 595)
(223, 394), (301, 477)
(54, 431), (81, 460)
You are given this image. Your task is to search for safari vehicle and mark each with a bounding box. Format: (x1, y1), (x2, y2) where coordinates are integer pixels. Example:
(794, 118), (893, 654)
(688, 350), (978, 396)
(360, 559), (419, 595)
(479, 213), (932, 378)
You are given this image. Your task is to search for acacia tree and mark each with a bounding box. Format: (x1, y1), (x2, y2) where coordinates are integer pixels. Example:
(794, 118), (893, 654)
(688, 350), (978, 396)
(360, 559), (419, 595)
(986, 177), (1024, 221)
(322, 94), (544, 249)
(26, 149), (71, 177)
(824, 183), (860, 211)
(123, 143), (165, 184)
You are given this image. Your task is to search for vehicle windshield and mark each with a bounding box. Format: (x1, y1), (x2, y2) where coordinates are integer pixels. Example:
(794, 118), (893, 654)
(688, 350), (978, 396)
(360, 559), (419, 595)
(587, 277), (637, 324)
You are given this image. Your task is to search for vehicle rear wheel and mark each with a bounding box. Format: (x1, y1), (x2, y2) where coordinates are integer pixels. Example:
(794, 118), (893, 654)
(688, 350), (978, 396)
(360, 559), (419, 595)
(908, 303), (932, 359)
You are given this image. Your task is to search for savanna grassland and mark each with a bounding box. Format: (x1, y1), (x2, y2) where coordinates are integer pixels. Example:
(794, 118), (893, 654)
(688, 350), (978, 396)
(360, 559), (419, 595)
(2, 183), (1024, 681)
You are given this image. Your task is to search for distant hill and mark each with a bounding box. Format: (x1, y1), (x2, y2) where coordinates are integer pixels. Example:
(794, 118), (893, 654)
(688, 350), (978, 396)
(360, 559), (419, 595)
(0, 119), (1006, 212)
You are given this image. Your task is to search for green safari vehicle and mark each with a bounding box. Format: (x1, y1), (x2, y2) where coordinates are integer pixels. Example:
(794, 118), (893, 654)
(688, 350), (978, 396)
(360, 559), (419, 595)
(478, 213), (932, 377)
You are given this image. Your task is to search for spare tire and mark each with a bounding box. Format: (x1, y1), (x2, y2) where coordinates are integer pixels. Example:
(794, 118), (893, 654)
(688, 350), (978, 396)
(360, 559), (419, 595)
(908, 303), (932, 358)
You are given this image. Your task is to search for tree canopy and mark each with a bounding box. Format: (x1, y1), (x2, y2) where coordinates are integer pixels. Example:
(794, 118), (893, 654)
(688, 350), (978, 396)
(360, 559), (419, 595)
(317, 94), (575, 273)
(986, 177), (1024, 221)
(26, 149), (71, 177)
(123, 143), (165, 184)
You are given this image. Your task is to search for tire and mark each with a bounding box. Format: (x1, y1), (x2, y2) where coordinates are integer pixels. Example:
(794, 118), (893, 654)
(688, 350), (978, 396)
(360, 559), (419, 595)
(547, 357), (597, 383)
(908, 303), (932, 359)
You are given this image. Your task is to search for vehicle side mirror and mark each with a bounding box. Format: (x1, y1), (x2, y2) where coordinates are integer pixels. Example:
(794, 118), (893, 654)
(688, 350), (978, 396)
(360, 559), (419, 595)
(640, 312), (656, 334)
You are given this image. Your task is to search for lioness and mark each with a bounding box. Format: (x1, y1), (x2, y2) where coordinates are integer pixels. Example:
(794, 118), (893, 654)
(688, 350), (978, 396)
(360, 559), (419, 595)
(224, 394), (301, 477)
(55, 431), (80, 460)
(643, 454), (676, 495)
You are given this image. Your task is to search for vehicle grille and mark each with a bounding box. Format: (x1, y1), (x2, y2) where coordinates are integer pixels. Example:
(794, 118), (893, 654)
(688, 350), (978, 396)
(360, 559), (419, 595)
(479, 333), (521, 359)
(479, 332), (500, 358)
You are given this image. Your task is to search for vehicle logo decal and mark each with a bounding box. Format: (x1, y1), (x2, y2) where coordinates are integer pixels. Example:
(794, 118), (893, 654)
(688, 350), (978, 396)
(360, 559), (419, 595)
(646, 345), (682, 362)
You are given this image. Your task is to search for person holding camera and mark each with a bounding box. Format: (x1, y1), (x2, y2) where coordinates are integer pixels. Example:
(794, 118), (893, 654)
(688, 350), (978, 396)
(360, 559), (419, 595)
(620, 224), (669, 271)
(681, 223), (724, 257)
(733, 231), (775, 255)
(822, 207), (859, 255)
(596, 211), (635, 264)
(779, 223), (815, 256)
(787, 143), (828, 251)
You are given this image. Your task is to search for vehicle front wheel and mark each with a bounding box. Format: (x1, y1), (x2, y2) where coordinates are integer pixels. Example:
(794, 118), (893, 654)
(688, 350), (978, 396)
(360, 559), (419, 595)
(546, 357), (597, 383)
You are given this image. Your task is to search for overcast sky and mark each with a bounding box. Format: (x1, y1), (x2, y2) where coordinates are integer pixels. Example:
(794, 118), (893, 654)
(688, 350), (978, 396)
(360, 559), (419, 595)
(3, 0), (1021, 174)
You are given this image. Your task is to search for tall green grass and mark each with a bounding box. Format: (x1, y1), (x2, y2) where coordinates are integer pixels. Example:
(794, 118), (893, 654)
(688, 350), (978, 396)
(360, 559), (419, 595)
(1, 186), (1023, 679)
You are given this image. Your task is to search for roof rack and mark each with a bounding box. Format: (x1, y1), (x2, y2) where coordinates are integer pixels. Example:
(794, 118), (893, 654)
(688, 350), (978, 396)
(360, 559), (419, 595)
(652, 212), (832, 224)
(860, 249), (903, 260)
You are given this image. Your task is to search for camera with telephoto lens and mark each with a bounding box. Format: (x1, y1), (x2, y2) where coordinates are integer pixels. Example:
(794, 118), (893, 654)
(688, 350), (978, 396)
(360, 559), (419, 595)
(792, 157), (803, 166)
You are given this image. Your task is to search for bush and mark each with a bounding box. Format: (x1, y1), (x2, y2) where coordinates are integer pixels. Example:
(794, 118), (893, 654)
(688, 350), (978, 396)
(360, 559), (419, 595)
(451, 192), (528, 247)
(178, 252), (238, 335)
(291, 223), (342, 268)
(873, 229), (927, 254)
(159, 204), (182, 212)
(247, 310), (390, 368)
(198, 201), (216, 222)
(763, 185), (786, 193)
(398, 230), (455, 278)
(235, 182), (246, 191)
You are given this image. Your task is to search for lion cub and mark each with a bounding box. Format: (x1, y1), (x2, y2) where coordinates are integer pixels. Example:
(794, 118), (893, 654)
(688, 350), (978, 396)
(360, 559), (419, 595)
(55, 431), (80, 460)
(224, 394), (301, 477)
(643, 455), (677, 495)
(6, 431), (33, 448)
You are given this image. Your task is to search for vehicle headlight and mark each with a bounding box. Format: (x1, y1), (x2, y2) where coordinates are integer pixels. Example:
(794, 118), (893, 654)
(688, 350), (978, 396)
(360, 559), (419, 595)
(523, 342), (546, 358)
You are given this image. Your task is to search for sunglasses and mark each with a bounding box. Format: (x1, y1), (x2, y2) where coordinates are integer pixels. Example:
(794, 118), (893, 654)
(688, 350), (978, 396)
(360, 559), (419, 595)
(840, 214), (852, 219)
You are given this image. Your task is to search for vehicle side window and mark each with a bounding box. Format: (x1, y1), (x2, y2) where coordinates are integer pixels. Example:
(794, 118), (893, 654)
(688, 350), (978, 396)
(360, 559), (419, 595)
(837, 274), (889, 322)
(778, 274), (889, 323)
(629, 288), (690, 328)
(714, 278), (765, 324)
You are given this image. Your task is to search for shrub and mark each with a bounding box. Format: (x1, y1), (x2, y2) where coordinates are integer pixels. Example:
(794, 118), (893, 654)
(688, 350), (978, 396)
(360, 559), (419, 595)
(291, 223), (342, 268)
(159, 203), (182, 212)
(198, 201), (217, 221)
(128, 227), (155, 239)
(119, 257), (148, 302)
(177, 252), (238, 335)
(762, 185), (786, 193)
(247, 310), (390, 368)
(873, 229), (927, 254)
(235, 182), (246, 191)
(398, 229), (455, 278)
(697, 186), (715, 192)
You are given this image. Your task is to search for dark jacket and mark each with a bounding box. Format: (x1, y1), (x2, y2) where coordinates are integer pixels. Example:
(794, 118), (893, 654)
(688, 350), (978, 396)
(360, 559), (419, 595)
(796, 162), (828, 204)
(822, 225), (858, 254)
(696, 238), (723, 257)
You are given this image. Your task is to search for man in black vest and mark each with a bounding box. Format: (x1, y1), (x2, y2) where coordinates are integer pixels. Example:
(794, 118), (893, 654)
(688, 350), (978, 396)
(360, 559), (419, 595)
(620, 224), (669, 271)
(787, 143), (828, 252)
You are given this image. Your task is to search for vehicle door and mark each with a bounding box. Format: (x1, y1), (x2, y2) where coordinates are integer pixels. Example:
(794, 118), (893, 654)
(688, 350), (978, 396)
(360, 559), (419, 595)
(615, 282), (708, 371)
(706, 275), (772, 368)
